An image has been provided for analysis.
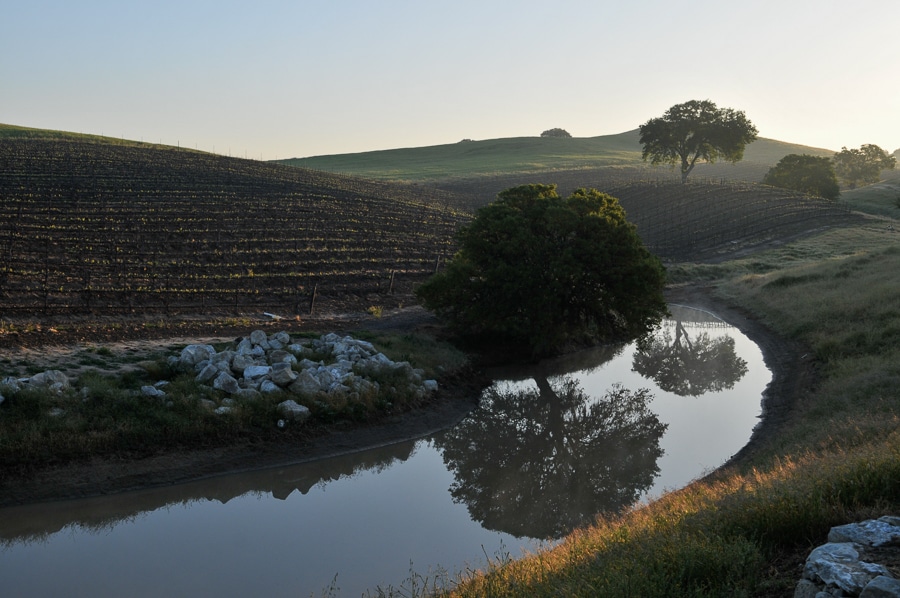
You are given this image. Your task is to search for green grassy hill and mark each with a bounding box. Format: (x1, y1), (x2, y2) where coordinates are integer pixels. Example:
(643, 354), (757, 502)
(275, 129), (835, 182)
(0, 123), (184, 151)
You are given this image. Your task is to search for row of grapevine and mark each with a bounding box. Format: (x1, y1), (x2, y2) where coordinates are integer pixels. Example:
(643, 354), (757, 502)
(0, 139), (469, 317)
(432, 167), (863, 262)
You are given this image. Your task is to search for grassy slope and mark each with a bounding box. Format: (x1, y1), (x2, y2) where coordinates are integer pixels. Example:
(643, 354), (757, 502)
(0, 123), (188, 151)
(442, 190), (900, 597)
(275, 129), (835, 182)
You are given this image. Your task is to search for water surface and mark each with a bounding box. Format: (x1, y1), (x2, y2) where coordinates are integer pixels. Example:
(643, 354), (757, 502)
(0, 305), (770, 596)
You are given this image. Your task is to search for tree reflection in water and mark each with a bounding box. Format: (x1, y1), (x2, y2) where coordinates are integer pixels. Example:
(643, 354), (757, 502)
(435, 377), (666, 540)
(632, 319), (748, 397)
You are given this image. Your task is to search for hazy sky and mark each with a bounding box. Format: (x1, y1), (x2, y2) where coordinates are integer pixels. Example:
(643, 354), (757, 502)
(4, 1), (899, 160)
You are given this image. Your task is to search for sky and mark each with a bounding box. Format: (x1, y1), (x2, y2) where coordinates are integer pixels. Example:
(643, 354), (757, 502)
(4, 1), (899, 160)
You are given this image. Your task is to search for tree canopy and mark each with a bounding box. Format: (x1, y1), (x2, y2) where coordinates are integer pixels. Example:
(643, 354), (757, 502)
(415, 184), (667, 356)
(639, 100), (758, 183)
(833, 144), (897, 189)
(762, 154), (840, 200)
(540, 128), (572, 138)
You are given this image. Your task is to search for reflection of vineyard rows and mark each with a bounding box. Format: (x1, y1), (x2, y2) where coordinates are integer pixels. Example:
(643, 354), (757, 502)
(0, 140), (469, 316)
(434, 167), (863, 261)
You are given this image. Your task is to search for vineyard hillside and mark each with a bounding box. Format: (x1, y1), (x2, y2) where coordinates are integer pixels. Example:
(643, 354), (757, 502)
(0, 130), (868, 325)
(0, 137), (468, 319)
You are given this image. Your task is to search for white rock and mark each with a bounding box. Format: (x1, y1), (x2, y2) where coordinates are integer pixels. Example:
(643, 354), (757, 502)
(423, 380), (439, 392)
(270, 362), (298, 386)
(1, 376), (21, 393)
(274, 331), (291, 345)
(28, 370), (70, 390)
(195, 363), (219, 384)
(231, 353), (256, 374)
(829, 519), (900, 548)
(212, 371), (241, 394)
(214, 406), (233, 415)
(249, 330), (268, 346)
(260, 380), (280, 394)
(141, 385), (167, 399)
(860, 575), (900, 598)
(243, 365), (272, 381)
(803, 543), (890, 595)
(277, 399), (311, 421)
(289, 370), (322, 396)
(179, 344), (215, 366)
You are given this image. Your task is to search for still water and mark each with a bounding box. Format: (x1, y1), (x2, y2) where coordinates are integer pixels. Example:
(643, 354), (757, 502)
(0, 305), (770, 596)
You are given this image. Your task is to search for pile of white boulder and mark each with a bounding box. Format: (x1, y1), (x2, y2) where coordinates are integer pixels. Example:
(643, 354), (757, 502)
(0, 370), (71, 408)
(0, 331), (439, 426)
(795, 516), (900, 597)
(169, 330), (439, 422)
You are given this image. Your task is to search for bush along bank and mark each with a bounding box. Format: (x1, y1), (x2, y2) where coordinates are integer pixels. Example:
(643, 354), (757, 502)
(0, 330), (444, 475)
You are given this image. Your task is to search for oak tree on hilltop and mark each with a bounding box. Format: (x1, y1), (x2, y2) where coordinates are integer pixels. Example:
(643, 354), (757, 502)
(415, 184), (667, 356)
(639, 100), (758, 183)
(541, 128), (572, 138)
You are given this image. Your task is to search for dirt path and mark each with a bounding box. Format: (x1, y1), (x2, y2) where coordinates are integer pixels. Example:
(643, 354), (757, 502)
(0, 294), (805, 507)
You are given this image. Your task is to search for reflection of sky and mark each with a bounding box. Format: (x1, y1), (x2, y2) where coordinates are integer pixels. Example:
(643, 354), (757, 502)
(1, 443), (537, 597)
(0, 308), (767, 596)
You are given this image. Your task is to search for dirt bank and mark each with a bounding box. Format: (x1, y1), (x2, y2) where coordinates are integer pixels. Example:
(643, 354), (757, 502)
(0, 290), (807, 507)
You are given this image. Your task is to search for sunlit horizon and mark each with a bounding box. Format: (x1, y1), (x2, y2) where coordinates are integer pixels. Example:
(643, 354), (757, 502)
(4, 1), (899, 161)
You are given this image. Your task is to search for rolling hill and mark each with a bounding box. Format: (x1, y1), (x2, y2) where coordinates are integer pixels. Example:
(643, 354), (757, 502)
(275, 129), (836, 183)
(0, 125), (864, 323)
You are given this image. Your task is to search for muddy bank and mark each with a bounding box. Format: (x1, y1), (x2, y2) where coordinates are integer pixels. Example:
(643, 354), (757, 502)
(0, 289), (806, 507)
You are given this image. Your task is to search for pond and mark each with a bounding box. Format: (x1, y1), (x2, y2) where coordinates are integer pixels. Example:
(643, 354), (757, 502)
(0, 305), (770, 596)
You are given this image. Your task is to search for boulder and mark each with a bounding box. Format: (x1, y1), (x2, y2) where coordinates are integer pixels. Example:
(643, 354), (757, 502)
(179, 344), (215, 367)
(269, 349), (297, 366)
(859, 575), (900, 598)
(210, 350), (236, 372)
(1, 376), (21, 393)
(212, 371), (241, 394)
(273, 331), (291, 345)
(249, 329), (268, 348)
(289, 370), (322, 396)
(260, 380), (281, 394)
(243, 365), (272, 381)
(803, 543), (891, 595)
(829, 519), (900, 548)
(195, 363), (219, 384)
(28, 370), (70, 390)
(231, 353), (256, 375)
(141, 385), (166, 399)
(270, 362), (298, 386)
(277, 399), (311, 422)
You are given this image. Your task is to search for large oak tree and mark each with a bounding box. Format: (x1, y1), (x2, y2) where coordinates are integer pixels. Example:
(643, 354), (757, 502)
(416, 184), (667, 356)
(639, 100), (758, 183)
